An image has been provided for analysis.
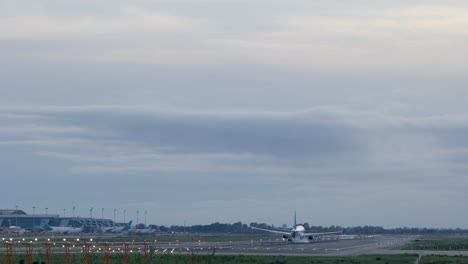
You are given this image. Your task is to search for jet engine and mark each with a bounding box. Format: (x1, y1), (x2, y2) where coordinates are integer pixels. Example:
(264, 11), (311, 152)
(308, 236), (314, 240)
(283, 235), (289, 239)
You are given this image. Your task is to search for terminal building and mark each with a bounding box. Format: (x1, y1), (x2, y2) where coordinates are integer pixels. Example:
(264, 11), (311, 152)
(0, 209), (118, 232)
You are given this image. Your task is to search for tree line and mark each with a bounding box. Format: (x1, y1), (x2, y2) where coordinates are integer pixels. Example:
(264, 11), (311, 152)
(148, 222), (468, 235)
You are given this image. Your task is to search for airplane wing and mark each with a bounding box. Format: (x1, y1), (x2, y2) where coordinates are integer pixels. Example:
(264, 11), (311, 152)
(251, 226), (291, 235)
(303, 231), (343, 236)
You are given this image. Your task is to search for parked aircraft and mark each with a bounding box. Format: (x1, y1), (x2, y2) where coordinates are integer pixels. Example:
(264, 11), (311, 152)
(104, 220), (133, 233)
(133, 226), (161, 234)
(41, 219), (83, 234)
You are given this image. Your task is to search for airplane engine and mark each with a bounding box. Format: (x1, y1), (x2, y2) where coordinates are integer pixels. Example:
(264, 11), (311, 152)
(308, 236), (314, 240)
(283, 235), (289, 239)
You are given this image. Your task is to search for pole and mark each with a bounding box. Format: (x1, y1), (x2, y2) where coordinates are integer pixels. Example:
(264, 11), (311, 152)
(90, 207), (93, 218)
(102, 208), (104, 219)
(137, 210), (139, 227)
(124, 209), (126, 223)
(45, 207), (48, 215)
(33, 206), (36, 226)
(63, 208), (66, 217)
(113, 209), (116, 222)
(73, 206), (76, 218)
(144, 210), (147, 226)
(15, 205), (18, 227)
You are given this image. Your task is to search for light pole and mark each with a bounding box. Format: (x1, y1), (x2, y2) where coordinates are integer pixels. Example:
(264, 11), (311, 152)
(63, 208), (66, 217)
(101, 208), (104, 219)
(144, 211), (147, 226)
(45, 207), (48, 215)
(90, 207), (94, 218)
(73, 206), (76, 218)
(136, 210), (139, 228)
(124, 209), (126, 223)
(15, 205), (18, 227)
(33, 206), (36, 226)
(113, 209), (116, 223)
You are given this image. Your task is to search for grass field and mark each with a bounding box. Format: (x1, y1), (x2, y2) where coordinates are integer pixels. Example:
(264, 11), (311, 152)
(111, 234), (278, 243)
(422, 255), (468, 263)
(6, 234), (278, 244)
(1, 253), (419, 264)
(399, 237), (468, 251)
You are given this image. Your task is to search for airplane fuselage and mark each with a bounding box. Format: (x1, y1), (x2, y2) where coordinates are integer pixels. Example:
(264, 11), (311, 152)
(282, 225), (315, 243)
(46, 226), (82, 234)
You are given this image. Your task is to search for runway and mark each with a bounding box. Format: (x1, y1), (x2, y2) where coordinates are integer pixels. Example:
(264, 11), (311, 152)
(6, 234), (462, 257)
(153, 235), (418, 256)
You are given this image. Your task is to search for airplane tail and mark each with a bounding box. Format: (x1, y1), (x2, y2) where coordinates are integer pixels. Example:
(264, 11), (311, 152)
(41, 218), (52, 231)
(122, 220), (133, 231)
(41, 218), (48, 226)
(294, 211), (297, 227)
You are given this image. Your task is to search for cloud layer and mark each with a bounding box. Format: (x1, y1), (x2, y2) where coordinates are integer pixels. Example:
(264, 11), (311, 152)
(1, 0), (468, 228)
(1, 1), (468, 74)
(2, 106), (468, 227)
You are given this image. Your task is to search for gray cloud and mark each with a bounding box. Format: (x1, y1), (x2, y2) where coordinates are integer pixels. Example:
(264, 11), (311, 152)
(2, 0), (468, 227)
(2, 105), (468, 227)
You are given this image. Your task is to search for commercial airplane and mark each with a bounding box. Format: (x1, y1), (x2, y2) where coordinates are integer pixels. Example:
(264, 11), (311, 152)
(133, 226), (161, 234)
(251, 212), (342, 243)
(41, 219), (83, 234)
(104, 221), (133, 233)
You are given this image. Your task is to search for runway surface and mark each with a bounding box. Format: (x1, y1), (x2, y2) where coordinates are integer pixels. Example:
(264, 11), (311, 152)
(6, 234), (468, 257)
(152, 235), (418, 256)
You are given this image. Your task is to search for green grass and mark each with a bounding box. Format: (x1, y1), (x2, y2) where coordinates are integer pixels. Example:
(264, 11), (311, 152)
(422, 255), (468, 264)
(0, 253), (418, 264)
(111, 234), (278, 243)
(399, 237), (468, 251)
(3, 234), (277, 244)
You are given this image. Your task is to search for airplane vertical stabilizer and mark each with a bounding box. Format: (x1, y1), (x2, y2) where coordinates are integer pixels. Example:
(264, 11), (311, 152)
(294, 211), (297, 227)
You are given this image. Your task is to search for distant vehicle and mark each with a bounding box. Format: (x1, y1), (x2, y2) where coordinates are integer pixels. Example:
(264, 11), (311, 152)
(104, 220), (133, 233)
(133, 226), (161, 234)
(251, 212), (342, 243)
(41, 218), (83, 234)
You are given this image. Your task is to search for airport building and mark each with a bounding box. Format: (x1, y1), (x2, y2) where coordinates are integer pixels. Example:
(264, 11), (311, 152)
(0, 209), (117, 232)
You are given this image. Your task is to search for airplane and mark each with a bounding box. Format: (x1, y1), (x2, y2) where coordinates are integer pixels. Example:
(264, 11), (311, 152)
(132, 226), (161, 234)
(250, 212), (342, 243)
(41, 219), (83, 234)
(104, 220), (133, 233)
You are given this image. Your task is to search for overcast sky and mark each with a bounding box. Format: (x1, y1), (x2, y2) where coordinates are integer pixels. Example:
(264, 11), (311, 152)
(1, 0), (468, 228)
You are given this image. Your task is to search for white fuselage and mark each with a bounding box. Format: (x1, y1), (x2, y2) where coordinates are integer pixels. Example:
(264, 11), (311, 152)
(46, 226), (82, 234)
(134, 228), (157, 234)
(284, 225), (314, 243)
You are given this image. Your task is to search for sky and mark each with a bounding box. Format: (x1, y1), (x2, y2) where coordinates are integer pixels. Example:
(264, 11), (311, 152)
(1, 0), (468, 228)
